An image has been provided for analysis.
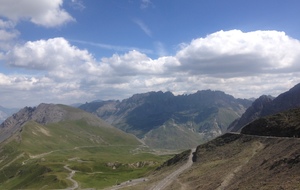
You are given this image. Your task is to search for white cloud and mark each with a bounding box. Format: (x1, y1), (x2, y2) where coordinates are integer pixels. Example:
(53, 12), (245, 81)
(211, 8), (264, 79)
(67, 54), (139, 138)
(133, 19), (152, 37)
(140, 0), (153, 9)
(0, 29), (19, 41)
(0, 0), (74, 27)
(0, 19), (15, 28)
(0, 19), (19, 51)
(154, 41), (168, 56)
(7, 37), (94, 72)
(176, 30), (300, 77)
(1, 30), (300, 108)
(70, 0), (85, 11)
(101, 50), (163, 75)
(70, 39), (153, 54)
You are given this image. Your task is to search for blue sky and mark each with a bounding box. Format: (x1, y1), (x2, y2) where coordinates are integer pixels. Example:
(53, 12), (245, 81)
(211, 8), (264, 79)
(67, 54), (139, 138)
(16, 0), (300, 58)
(1, 0), (300, 108)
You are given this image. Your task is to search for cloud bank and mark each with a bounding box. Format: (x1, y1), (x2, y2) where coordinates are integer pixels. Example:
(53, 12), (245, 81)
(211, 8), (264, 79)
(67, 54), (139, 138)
(2, 30), (300, 107)
(0, 0), (74, 27)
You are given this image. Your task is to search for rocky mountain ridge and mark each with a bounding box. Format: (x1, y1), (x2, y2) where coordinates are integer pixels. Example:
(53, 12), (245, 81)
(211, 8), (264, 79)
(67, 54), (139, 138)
(80, 90), (252, 149)
(0, 103), (113, 144)
(228, 83), (300, 132)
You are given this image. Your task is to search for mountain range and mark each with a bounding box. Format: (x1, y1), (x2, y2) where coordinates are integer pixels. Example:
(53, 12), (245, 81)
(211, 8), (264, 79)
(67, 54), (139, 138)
(228, 83), (300, 132)
(1, 83), (300, 189)
(79, 90), (252, 149)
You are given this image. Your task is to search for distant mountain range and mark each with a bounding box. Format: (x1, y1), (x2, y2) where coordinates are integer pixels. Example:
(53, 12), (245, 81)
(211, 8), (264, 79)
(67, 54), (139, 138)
(228, 83), (300, 132)
(79, 90), (252, 149)
(0, 106), (18, 124)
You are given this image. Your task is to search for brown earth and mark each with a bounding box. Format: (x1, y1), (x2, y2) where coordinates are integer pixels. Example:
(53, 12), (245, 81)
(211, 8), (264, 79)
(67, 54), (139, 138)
(166, 133), (300, 190)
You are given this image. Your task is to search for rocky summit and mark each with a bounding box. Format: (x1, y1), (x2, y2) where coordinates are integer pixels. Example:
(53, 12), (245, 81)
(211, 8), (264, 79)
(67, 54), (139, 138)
(80, 90), (252, 149)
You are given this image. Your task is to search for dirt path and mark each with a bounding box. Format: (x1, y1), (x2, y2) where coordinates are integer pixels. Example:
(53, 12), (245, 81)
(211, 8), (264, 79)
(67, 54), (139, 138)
(104, 178), (148, 190)
(64, 165), (79, 190)
(149, 148), (195, 190)
(0, 153), (24, 170)
(216, 142), (264, 190)
(29, 150), (57, 159)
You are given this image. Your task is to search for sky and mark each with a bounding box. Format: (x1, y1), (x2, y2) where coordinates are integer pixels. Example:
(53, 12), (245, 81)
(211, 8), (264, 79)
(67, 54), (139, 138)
(1, 0), (300, 108)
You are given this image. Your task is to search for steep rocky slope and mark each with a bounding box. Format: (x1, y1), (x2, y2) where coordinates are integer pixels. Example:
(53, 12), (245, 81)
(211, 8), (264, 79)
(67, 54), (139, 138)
(228, 95), (274, 132)
(80, 90), (252, 149)
(228, 83), (300, 132)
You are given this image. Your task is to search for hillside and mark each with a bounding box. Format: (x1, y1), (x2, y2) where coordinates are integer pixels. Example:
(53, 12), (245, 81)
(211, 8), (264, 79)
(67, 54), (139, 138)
(0, 104), (171, 189)
(0, 103), (113, 144)
(123, 107), (300, 190)
(241, 108), (300, 138)
(80, 90), (252, 149)
(165, 134), (300, 190)
(229, 83), (300, 132)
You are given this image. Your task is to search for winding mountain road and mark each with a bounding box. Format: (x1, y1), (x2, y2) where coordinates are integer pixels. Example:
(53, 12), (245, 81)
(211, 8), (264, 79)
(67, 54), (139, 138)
(64, 165), (79, 190)
(149, 148), (195, 190)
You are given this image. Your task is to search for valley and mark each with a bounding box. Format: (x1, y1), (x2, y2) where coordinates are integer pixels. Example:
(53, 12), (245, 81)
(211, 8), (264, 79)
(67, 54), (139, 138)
(1, 83), (300, 189)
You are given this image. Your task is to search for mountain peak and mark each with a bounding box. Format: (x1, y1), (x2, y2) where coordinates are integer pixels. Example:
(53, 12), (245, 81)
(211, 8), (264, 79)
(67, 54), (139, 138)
(0, 103), (112, 144)
(80, 90), (252, 149)
(228, 82), (300, 132)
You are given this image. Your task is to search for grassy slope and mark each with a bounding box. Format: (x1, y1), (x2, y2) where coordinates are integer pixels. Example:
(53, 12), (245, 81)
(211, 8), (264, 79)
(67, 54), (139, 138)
(0, 119), (171, 189)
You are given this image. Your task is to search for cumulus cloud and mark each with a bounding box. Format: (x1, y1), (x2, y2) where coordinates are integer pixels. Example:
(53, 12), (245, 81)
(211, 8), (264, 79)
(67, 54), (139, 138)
(2, 30), (300, 108)
(0, 0), (74, 27)
(0, 19), (19, 52)
(0, 19), (15, 29)
(176, 30), (300, 77)
(7, 38), (93, 70)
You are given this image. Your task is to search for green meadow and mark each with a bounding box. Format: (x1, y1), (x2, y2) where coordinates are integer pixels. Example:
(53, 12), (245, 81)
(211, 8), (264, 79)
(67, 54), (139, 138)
(0, 119), (172, 189)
